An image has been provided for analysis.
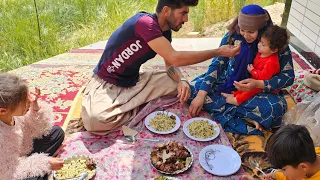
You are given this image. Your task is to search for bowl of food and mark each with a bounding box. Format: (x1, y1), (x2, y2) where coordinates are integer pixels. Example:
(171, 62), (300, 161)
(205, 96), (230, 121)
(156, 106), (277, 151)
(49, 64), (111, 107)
(183, 117), (220, 141)
(53, 155), (96, 180)
(145, 111), (181, 134)
(150, 141), (193, 175)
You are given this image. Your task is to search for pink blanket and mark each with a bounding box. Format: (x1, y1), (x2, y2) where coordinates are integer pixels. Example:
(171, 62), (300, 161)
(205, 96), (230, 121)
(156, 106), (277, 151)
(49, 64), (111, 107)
(60, 99), (245, 179)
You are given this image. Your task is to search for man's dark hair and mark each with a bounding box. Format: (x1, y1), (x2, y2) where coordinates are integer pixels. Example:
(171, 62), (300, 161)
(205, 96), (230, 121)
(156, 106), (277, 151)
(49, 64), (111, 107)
(266, 124), (316, 169)
(156, 0), (198, 13)
(261, 25), (289, 52)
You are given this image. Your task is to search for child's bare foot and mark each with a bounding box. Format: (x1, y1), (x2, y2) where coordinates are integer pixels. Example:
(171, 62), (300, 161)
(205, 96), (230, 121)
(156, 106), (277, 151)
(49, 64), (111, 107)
(221, 93), (239, 106)
(246, 119), (263, 131)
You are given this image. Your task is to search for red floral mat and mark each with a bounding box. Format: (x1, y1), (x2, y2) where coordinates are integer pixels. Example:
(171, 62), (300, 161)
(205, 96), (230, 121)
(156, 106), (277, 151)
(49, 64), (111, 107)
(10, 64), (93, 127)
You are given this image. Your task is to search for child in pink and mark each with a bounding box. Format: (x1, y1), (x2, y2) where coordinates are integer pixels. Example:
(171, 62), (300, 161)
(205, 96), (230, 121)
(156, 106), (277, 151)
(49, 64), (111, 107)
(222, 25), (289, 105)
(0, 73), (65, 180)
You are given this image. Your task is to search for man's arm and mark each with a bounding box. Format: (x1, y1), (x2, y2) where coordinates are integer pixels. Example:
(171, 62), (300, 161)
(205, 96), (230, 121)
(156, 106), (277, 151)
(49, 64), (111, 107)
(164, 62), (190, 104)
(148, 36), (240, 66)
(165, 63), (185, 82)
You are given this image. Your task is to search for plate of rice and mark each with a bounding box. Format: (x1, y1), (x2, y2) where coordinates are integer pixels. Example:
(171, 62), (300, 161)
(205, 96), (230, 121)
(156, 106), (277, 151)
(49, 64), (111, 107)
(183, 117), (220, 141)
(53, 155), (96, 180)
(145, 111), (181, 134)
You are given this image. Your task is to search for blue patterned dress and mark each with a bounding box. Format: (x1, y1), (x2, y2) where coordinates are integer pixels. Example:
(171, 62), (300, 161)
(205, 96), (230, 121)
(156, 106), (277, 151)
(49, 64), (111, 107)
(188, 32), (295, 135)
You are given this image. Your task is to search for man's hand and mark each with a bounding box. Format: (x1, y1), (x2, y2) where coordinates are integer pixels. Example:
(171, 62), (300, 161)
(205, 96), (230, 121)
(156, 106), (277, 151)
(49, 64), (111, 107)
(247, 64), (254, 73)
(177, 81), (190, 104)
(49, 157), (64, 170)
(234, 79), (264, 92)
(221, 93), (239, 106)
(149, 36), (241, 66)
(189, 93), (205, 117)
(218, 44), (241, 57)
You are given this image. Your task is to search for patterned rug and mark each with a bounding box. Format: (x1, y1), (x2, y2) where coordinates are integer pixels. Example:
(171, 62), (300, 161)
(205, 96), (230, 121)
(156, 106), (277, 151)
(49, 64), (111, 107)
(9, 64), (92, 126)
(9, 41), (312, 179)
(9, 52), (99, 127)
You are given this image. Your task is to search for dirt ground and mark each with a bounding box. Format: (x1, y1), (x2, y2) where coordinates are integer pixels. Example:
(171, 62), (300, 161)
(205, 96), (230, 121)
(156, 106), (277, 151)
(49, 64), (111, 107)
(173, 2), (285, 38)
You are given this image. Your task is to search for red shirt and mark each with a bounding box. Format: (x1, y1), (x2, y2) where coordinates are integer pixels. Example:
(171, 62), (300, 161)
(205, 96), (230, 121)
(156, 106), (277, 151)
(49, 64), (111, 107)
(233, 52), (280, 104)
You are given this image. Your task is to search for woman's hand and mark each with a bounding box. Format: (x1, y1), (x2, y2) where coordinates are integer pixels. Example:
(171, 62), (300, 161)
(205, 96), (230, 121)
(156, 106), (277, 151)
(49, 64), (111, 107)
(28, 87), (41, 111)
(49, 157), (64, 170)
(221, 93), (239, 106)
(189, 91), (206, 117)
(177, 81), (190, 104)
(234, 79), (264, 92)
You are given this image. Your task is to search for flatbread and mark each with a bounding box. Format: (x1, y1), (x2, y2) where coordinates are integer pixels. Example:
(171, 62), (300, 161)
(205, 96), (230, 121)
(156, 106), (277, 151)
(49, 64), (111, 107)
(122, 125), (138, 137)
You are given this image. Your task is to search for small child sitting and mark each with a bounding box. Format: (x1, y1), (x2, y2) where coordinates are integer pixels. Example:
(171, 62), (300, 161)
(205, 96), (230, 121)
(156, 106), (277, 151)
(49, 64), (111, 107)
(222, 25), (289, 106)
(0, 73), (65, 180)
(242, 124), (320, 180)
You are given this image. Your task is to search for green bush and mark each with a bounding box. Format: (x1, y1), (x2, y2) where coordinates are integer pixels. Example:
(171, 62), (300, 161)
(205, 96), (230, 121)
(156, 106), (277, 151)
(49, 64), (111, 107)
(0, 0), (283, 72)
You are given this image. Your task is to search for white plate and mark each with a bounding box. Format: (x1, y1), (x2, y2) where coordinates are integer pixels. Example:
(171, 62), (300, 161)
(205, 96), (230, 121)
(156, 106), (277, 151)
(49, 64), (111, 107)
(199, 144), (241, 176)
(145, 111), (181, 134)
(183, 117), (220, 141)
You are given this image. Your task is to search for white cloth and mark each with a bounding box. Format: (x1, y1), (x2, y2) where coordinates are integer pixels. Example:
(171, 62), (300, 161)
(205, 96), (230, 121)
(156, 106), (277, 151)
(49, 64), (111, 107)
(283, 92), (320, 146)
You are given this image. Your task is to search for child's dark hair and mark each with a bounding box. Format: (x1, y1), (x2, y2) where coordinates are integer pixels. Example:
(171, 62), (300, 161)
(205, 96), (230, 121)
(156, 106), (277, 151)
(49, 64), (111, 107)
(156, 0), (198, 13)
(0, 73), (28, 109)
(266, 124), (316, 169)
(261, 25), (289, 52)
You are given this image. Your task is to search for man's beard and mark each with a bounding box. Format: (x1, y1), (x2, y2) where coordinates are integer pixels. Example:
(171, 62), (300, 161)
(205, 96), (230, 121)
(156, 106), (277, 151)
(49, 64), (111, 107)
(167, 17), (183, 32)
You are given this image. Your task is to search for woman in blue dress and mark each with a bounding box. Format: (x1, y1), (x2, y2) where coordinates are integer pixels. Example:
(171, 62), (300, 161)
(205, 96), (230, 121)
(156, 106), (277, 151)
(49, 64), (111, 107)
(188, 4), (295, 135)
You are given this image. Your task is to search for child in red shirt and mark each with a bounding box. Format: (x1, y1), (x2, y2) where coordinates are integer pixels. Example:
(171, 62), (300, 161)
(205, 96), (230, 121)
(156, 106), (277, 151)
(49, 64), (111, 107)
(222, 25), (289, 106)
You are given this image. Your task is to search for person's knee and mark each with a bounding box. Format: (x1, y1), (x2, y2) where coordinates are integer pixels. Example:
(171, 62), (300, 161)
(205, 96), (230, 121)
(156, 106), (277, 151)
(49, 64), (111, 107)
(82, 109), (106, 129)
(81, 107), (100, 123)
(51, 126), (65, 145)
